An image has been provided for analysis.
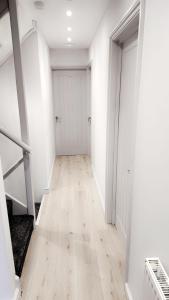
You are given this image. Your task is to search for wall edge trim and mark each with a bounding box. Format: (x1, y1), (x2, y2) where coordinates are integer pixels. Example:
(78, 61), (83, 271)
(92, 164), (105, 213)
(125, 283), (133, 300)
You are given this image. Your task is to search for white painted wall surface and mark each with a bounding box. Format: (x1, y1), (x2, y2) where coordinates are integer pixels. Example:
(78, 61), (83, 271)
(127, 0), (169, 299)
(0, 31), (55, 206)
(89, 0), (134, 210)
(38, 33), (56, 189)
(50, 48), (89, 68)
(22, 32), (49, 203)
(90, 0), (169, 299)
(0, 50), (27, 206)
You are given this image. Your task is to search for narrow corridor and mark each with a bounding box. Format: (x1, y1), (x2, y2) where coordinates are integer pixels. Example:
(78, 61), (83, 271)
(21, 156), (126, 300)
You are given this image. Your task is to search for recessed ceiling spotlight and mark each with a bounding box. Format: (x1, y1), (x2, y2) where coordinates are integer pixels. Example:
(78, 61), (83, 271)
(67, 27), (72, 32)
(67, 37), (72, 43)
(34, 0), (45, 9)
(66, 10), (72, 17)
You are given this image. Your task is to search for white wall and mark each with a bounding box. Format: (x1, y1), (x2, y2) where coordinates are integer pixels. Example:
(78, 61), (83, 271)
(89, 0), (134, 210)
(0, 49), (27, 206)
(0, 30), (55, 206)
(90, 0), (169, 299)
(128, 0), (169, 299)
(22, 31), (52, 203)
(50, 48), (89, 68)
(23, 31), (55, 200)
(38, 33), (56, 188)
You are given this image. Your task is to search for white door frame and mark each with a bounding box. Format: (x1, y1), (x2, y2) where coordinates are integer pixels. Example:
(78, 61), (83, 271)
(105, 0), (145, 280)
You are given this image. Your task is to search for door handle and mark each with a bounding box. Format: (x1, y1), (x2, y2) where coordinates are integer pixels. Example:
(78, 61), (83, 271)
(55, 116), (59, 122)
(88, 117), (91, 124)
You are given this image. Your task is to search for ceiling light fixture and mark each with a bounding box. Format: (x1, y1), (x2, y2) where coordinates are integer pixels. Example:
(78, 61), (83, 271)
(66, 10), (72, 17)
(67, 37), (72, 43)
(34, 0), (45, 9)
(67, 27), (72, 32)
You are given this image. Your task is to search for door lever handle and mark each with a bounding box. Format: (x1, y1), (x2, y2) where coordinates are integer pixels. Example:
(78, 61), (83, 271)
(55, 116), (59, 122)
(88, 117), (91, 124)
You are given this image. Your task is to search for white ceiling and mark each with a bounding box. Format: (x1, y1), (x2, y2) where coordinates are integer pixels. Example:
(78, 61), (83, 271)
(22, 0), (110, 49)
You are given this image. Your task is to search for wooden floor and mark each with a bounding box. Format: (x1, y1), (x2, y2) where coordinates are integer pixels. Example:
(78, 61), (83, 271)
(21, 155), (126, 300)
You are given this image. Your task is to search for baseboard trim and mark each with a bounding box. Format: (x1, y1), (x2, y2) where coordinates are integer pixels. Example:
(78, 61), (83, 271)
(35, 195), (46, 226)
(125, 283), (133, 300)
(13, 276), (20, 300)
(43, 157), (56, 193)
(92, 165), (105, 212)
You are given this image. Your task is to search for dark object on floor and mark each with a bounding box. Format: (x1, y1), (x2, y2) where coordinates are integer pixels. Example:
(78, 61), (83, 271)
(6, 197), (34, 277)
(35, 202), (41, 219)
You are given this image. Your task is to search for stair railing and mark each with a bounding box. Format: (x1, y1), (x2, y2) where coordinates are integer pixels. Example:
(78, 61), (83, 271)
(0, 127), (35, 220)
(0, 0), (36, 222)
(0, 1), (35, 298)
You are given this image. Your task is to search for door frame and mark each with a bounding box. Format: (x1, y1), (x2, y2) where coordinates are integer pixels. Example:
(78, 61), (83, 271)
(86, 64), (92, 156)
(105, 0), (145, 280)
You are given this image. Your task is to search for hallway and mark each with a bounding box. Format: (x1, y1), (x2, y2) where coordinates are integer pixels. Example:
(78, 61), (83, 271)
(21, 156), (126, 300)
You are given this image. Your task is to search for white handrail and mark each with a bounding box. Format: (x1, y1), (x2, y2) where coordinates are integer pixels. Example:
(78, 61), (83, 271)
(3, 158), (24, 180)
(0, 127), (31, 153)
(6, 192), (27, 210)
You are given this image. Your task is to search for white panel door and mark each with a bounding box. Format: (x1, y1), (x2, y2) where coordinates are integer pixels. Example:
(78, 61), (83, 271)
(53, 70), (88, 155)
(116, 35), (138, 245)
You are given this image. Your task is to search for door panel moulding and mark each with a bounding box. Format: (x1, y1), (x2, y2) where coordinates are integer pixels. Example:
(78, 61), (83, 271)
(52, 66), (89, 71)
(105, 0), (145, 283)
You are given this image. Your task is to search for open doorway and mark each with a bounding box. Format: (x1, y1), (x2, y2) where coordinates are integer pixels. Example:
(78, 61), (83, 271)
(52, 67), (91, 156)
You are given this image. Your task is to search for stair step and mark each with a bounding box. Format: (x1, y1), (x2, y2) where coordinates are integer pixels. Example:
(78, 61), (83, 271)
(9, 215), (34, 277)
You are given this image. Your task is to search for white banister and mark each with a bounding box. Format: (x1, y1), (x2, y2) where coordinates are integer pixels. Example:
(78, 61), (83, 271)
(8, 0), (35, 220)
(0, 128), (31, 153)
(6, 192), (27, 210)
(3, 158), (24, 180)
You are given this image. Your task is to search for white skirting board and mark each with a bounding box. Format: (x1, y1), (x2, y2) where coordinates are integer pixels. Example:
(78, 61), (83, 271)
(35, 194), (46, 226)
(43, 157), (56, 193)
(92, 165), (105, 212)
(13, 276), (20, 300)
(36, 157), (55, 225)
(125, 283), (133, 300)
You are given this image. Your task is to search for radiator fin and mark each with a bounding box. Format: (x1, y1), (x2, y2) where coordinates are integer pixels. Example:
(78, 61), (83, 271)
(145, 258), (169, 300)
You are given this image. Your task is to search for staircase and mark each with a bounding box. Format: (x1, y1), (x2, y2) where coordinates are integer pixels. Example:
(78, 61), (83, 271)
(6, 198), (41, 277)
(0, 126), (38, 278)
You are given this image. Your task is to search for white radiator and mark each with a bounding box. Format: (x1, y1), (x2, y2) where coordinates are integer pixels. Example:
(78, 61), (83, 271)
(144, 258), (169, 300)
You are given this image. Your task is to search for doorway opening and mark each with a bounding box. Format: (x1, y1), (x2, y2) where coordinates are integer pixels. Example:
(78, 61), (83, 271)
(52, 67), (91, 156)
